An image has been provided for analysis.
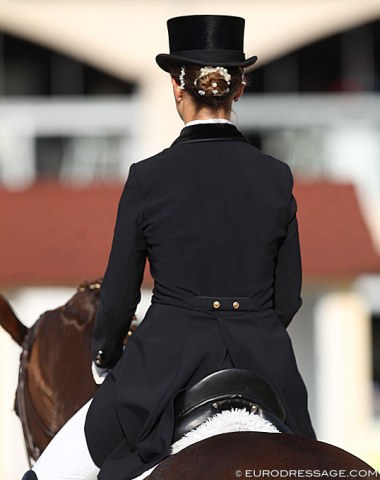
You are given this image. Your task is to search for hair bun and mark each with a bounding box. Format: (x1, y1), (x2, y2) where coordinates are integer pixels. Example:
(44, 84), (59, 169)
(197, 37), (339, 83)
(171, 64), (244, 110)
(195, 66), (231, 97)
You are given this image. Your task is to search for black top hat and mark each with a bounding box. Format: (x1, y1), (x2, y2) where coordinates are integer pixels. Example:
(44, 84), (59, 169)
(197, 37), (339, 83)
(156, 15), (258, 72)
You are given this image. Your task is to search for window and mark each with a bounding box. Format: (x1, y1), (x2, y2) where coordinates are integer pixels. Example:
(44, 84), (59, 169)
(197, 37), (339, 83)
(247, 20), (380, 93)
(0, 33), (136, 96)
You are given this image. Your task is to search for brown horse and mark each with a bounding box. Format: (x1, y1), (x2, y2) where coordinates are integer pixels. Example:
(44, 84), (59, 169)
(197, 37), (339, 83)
(149, 432), (377, 479)
(0, 279), (101, 461)
(0, 278), (137, 464)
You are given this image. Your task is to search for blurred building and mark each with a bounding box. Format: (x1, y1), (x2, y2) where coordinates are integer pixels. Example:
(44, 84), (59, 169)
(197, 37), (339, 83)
(0, 1), (380, 478)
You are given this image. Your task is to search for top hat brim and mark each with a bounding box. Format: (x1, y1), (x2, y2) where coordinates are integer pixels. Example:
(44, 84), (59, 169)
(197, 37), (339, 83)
(156, 52), (258, 73)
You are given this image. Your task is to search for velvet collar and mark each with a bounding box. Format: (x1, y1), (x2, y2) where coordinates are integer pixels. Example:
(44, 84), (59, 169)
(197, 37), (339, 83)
(171, 123), (248, 147)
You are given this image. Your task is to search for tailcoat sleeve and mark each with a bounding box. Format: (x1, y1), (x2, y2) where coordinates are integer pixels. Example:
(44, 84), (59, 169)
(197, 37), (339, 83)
(92, 163), (147, 368)
(273, 168), (303, 328)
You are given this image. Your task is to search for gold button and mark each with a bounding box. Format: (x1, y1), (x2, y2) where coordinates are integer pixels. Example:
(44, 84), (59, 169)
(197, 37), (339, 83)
(233, 301), (240, 310)
(213, 301), (221, 309)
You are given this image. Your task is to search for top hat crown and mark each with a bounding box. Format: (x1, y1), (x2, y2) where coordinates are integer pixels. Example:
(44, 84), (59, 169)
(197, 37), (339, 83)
(156, 15), (258, 72)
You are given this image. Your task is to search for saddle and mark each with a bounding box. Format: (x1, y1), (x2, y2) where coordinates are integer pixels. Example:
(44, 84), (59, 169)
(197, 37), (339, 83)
(173, 369), (291, 442)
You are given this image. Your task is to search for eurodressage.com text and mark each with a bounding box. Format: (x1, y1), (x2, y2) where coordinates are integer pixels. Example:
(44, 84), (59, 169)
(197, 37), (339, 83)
(234, 469), (379, 478)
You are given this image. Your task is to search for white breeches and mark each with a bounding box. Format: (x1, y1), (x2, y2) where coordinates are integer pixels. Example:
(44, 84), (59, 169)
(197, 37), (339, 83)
(32, 399), (99, 480)
(29, 400), (279, 480)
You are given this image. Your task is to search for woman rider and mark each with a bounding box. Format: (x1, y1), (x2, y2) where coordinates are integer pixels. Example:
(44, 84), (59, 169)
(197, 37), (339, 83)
(22, 14), (315, 480)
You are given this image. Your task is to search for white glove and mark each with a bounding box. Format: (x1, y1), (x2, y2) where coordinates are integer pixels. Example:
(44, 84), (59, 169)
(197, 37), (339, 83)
(91, 361), (110, 385)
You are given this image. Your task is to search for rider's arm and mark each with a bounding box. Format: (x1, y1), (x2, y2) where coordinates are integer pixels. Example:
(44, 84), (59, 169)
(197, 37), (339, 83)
(273, 170), (302, 328)
(91, 163), (147, 369)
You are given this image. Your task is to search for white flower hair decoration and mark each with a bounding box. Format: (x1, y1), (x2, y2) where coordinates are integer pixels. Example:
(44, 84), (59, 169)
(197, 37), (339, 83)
(194, 66), (232, 96)
(178, 66), (186, 90)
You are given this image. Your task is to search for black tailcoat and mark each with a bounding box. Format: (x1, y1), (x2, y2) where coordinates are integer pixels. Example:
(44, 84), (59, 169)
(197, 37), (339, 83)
(85, 124), (315, 479)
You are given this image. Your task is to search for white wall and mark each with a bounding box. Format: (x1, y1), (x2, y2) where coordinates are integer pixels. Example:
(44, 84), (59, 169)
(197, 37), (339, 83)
(314, 292), (379, 467)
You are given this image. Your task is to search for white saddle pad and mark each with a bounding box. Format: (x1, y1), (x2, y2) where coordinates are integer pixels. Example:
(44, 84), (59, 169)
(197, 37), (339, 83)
(133, 409), (279, 480)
